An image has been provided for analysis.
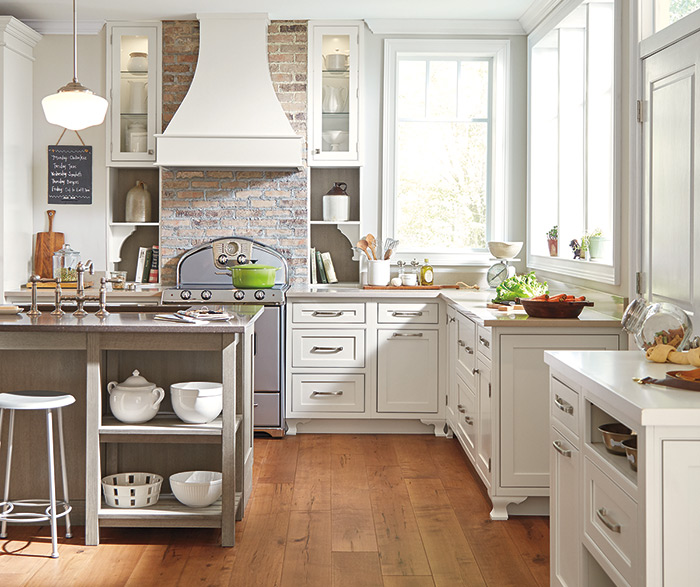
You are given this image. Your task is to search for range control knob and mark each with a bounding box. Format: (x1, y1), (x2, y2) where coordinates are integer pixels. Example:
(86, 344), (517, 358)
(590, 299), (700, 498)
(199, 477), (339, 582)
(254, 290), (266, 301)
(233, 290), (245, 301)
(236, 254), (248, 265)
(201, 290), (212, 301)
(217, 254), (228, 265)
(180, 290), (192, 300)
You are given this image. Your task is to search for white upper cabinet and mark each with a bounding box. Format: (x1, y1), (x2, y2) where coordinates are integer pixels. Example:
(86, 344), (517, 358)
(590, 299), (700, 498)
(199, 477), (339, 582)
(308, 22), (362, 166)
(106, 22), (161, 165)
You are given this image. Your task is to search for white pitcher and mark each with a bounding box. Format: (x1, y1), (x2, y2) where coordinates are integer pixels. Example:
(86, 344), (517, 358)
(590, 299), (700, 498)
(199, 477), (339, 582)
(128, 80), (148, 114)
(322, 85), (348, 113)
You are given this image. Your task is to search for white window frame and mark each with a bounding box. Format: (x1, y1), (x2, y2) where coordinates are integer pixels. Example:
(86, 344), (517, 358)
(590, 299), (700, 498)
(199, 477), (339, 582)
(382, 38), (510, 265)
(526, 0), (622, 285)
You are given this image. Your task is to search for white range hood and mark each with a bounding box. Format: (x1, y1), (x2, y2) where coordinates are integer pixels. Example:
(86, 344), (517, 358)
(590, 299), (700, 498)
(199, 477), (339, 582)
(156, 13), (302, 169)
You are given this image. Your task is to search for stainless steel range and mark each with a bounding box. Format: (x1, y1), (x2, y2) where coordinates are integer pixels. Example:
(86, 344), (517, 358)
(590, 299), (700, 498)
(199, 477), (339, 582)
(162, 237), (288, 437)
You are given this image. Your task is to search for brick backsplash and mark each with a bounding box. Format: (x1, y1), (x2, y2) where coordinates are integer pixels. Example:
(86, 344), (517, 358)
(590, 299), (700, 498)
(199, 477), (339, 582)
(160, 20), (308, 285)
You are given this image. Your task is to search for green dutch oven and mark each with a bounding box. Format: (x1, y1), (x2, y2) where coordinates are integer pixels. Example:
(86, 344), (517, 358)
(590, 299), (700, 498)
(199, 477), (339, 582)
(228, 264), (280, 289)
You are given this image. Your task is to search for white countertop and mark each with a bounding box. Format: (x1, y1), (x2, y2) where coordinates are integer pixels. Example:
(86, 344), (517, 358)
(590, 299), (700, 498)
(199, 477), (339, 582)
(288, 284), (622, 328)
(545, 350), (700, 426)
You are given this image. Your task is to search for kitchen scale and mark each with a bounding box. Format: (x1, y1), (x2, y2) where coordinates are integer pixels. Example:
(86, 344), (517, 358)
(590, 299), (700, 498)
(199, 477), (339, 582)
(486, 258), (519, 288)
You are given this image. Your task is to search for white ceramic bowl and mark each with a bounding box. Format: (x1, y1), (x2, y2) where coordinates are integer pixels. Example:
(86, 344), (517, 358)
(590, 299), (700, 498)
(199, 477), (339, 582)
(170, 471), (222, 507)
(487, 241), (523, 259)
(170, 382), (223, 424)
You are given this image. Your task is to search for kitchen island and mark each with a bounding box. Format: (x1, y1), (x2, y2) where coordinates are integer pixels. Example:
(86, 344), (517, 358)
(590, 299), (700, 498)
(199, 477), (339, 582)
(0, 306), (261, 547)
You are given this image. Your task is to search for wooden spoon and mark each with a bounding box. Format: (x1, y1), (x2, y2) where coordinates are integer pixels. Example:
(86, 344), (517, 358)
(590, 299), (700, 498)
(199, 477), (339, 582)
(356, 240), (373, 261)
(365, 234), (378, 260)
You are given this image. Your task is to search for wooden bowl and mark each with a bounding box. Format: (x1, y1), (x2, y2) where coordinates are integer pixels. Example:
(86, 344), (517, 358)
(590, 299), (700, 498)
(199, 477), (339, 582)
(520, 298), (594, 318)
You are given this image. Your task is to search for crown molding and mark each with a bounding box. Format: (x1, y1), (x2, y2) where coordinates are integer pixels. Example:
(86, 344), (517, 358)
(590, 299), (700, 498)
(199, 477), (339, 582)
(0, 16), (43, 47)
(365, 19), (524, 36)
(22, 19), (105, 35)
(519, 0), (563, 34)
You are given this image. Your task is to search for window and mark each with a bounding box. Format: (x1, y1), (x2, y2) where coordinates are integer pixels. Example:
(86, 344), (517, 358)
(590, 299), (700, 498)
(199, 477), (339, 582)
(528, 0), (619, 283)
(383, 39), (509, 263)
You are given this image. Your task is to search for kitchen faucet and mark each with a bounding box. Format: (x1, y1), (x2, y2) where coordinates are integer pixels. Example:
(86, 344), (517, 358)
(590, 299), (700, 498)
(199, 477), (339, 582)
(60, 260), (99, 317)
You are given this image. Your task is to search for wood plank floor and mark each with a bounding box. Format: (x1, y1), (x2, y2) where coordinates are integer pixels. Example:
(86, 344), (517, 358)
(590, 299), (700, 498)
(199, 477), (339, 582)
(0, 434), (549, 586)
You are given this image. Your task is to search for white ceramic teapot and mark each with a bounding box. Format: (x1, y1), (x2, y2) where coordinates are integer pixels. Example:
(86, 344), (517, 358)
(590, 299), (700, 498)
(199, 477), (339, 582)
(107, 370), (164, 424)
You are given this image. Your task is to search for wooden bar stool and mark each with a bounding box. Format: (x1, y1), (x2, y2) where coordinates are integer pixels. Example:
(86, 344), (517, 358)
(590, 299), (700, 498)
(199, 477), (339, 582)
(0, 391), (74, 558)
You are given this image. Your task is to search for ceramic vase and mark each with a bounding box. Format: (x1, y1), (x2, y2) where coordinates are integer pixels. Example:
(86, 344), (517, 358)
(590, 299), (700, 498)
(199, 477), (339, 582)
(125, 180), (151, 223)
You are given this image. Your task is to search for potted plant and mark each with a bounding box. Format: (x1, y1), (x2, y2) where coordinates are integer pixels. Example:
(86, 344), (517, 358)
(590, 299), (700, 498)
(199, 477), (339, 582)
(546, 225), (558, 256)
(587, 228), (606, 260)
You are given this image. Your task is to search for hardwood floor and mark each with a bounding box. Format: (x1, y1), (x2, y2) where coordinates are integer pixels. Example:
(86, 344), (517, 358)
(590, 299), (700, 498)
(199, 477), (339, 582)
(0, 435), (549, 586)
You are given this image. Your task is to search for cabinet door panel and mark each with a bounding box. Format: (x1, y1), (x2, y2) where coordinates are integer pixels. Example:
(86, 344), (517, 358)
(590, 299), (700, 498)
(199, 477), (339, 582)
(456, 314), (476, 388)
(377, 329), (438, 413)
(456, 374), (477, 463)
(500, 334), (619, 488)
(551, 427), (580, 587)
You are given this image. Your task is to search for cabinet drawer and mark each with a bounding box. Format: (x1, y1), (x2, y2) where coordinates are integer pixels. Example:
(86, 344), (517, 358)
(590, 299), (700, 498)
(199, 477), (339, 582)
(584, 458), (638, 585)
(477, 325), (492, 361)
(456, 374), (477, 463)
(292, 303), (365, 324)
(291, 374), (365, 413)
(551, 377), (579, 439)
(291, 329), (365, 368)
(456, 316), (476, 384)
(377, 302), (439, 324)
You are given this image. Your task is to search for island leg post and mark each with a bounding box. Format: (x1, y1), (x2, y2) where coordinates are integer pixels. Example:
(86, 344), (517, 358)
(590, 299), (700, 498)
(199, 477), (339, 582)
(85, 333), (101, 545)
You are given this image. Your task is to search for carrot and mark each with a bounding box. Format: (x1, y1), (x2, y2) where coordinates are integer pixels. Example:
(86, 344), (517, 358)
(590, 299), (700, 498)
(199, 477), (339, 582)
(547, 293), (566, 302)
(531, 294), (549, 301)
(574, 295), (586, 301)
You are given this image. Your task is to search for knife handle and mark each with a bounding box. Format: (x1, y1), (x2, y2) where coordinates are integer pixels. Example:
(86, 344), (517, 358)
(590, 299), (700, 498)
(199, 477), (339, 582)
(47, 210), (56, 232)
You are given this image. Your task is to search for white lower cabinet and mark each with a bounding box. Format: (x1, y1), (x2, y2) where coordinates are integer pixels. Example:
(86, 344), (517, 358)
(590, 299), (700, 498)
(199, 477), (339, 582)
(377, 328), (438, 413)
(551, 426), (580, 587)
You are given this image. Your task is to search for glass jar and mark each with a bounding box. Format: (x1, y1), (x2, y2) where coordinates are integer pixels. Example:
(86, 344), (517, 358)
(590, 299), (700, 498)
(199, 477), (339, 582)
(621, 297), (693, 351)
(52, 244), (80, 282)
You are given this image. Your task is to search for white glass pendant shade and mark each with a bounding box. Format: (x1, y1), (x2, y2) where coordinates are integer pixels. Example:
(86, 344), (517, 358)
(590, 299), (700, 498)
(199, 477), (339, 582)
(42, 0), (108, 131)
(42, 82), (108, 131)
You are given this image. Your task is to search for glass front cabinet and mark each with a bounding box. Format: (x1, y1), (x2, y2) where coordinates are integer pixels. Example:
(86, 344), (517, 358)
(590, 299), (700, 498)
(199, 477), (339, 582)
(106, 22), (161, 164)
(308, 22), (363, 166)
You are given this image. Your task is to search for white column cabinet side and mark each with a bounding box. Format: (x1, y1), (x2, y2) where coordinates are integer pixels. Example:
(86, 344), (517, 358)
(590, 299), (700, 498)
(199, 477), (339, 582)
(446, 309), (458, 428)
(106, 22), (162, 164)
(499, 334), (620, 489)
(307, 22), (363, 166)
(377, 328), (438, 413)
(476, 355), (492, 487)
(0, 18), (41, 301)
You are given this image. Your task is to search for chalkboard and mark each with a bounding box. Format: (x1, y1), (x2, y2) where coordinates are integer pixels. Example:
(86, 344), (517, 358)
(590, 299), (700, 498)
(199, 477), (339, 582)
(48, 145), (93, 204)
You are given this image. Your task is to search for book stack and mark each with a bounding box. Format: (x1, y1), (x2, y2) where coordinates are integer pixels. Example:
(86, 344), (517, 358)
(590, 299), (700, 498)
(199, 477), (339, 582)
(135, 245), (159, 283)
(309, 248), (338, 284)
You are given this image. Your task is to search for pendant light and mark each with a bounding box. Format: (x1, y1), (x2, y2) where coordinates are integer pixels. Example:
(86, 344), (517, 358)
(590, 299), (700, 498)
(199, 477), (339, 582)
(41, 0), (108, 131)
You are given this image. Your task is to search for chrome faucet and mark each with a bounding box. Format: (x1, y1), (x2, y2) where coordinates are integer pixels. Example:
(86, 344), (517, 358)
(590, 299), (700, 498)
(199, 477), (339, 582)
(60, 260), (99, 317)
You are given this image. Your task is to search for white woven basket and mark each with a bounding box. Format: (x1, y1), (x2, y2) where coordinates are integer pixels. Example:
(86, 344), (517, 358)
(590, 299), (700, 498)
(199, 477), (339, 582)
(101, 472), (163, 508)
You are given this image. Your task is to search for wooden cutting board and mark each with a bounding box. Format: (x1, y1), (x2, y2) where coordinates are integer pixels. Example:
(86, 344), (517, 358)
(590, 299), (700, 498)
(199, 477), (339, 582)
(34, 210), (64, 278)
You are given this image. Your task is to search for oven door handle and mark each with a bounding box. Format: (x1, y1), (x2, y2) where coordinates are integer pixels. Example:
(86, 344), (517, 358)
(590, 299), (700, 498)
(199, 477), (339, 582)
(253, 331), (257, 357)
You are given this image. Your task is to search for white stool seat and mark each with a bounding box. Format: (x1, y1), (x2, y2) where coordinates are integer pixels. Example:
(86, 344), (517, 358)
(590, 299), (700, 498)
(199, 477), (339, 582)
(0, 391), (75, 410)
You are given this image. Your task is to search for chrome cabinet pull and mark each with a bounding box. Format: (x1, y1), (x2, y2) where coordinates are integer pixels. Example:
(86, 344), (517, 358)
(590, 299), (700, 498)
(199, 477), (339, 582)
(464, 346), (474, 354)
(479, 336), (490, 348)
(472, 368), (480, 375)
(392, 311), (423, 317)
(552, 440), (572, 458)
(312, 310), (344, 317)
(311, 346), (344, 353)
(596, 508), (621, 533)
(554, 395), (574, 414)
(457, 404), (466, 413)
(253, 403), (259, 408)
(458, 339), (465, 347)
(464, 416), (474, 425)
(311, 390), (343, 397)
(392, 332), (423, 338)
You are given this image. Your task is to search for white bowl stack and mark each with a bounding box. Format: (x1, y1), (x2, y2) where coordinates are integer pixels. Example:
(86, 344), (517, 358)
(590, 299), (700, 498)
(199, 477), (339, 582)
(170, 382), (223, 424)
(170, 471), (223, 507)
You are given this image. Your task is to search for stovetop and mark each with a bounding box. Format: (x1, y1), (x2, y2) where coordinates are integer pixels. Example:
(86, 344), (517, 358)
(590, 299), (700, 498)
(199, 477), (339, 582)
(161, 284), (287, 305)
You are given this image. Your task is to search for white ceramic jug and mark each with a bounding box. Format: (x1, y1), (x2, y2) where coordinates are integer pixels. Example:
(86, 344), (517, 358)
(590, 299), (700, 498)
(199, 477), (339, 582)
(128, 80), (148, 114)
(322, 85), (348, 113)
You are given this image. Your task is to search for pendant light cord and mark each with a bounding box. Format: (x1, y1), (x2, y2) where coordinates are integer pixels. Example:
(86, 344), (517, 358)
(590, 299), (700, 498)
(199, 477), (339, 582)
(72, 0), (78, 83)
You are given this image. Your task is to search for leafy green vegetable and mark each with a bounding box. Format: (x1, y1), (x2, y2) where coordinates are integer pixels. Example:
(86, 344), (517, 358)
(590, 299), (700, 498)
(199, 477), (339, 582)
(495, 272), (548, 302)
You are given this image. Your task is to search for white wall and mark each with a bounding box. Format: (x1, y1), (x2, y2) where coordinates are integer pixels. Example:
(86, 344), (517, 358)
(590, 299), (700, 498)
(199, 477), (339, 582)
(32, 30), (108, 271)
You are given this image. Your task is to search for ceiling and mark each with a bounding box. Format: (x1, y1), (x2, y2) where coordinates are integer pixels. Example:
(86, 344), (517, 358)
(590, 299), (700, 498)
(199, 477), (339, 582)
(2, 0), (538, 23)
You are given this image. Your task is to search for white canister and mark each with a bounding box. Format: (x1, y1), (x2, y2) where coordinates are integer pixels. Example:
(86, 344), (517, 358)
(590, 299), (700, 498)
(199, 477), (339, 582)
(325, 52), (348, 71)
(127, 51), (148, 72)
(368, 260), (391, 286)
